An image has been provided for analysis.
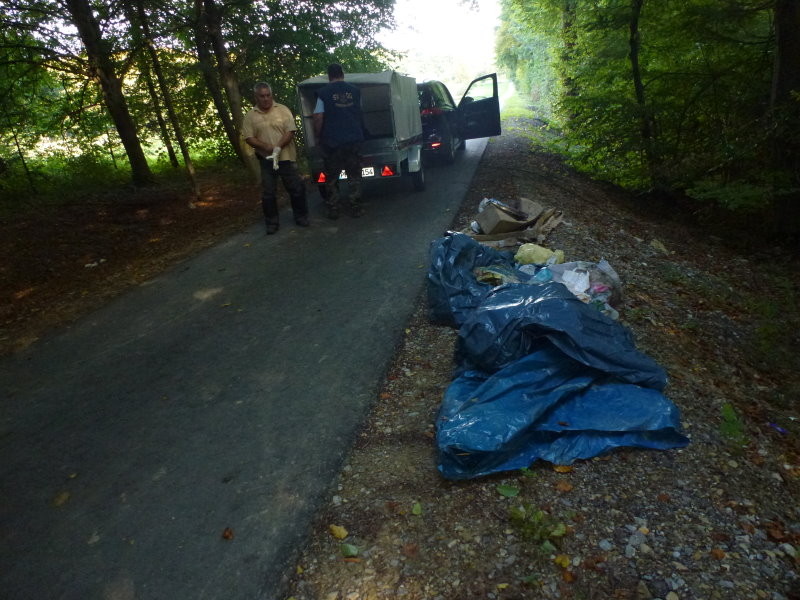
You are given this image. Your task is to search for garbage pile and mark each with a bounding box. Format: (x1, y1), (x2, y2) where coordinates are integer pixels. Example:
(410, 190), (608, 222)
(467, 197), (564, 248)
(427, 232), (689, 480)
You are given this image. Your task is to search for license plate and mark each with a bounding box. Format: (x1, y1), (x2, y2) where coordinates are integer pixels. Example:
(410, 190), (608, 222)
(338, 167), (374, 179)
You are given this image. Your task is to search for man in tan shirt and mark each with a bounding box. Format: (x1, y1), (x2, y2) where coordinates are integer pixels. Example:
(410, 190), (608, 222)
(242, 82), (309, 234)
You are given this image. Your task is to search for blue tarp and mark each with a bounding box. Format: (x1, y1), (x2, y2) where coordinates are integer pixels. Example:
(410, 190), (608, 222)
(427, 233), (689, 480)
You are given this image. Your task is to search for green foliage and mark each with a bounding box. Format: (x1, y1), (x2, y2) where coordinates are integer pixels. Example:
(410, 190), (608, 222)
(0, 0), (395, 201)
(509, 503), (567, 551)
(498, 0), (794, 227)
(720, 403), (748, 448)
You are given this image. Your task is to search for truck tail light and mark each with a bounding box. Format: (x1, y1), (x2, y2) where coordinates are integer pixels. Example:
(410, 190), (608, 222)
(317, 173), (326, 183)
(381, 165), (396, 177)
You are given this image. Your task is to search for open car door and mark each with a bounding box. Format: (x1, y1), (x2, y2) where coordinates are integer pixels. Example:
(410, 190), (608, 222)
(458, 73), (501, 140)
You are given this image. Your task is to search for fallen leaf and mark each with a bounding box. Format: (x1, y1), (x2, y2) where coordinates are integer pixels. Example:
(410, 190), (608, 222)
(562, 570), (576, 583)
(555, 480), (574, 493)
(411, 502), (422, 515)
(340, 543), (359, 558)
(221, 527), (234, 540)
(710, 548), (726, 559)
(401, 543), (419, 558)
(497, 583), (509, 590)
(650, 239), (669, 253)
(553, 465), (573, 473)
(496, 484), (520, 498)
(554, 554), (571, 568)
(582, 555), (607, 571)
(766, 522), (786, 541)
(657, 493), (671, 502)
(329, 524), (348, 539)
(380, 392), (391, 400)
(52, 491), (70, 507)
(385, 501), (404, 515)
(343, 557), (361, 563)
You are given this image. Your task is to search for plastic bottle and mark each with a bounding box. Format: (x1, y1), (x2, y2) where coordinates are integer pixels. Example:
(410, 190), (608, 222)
(533, 266), (552, 282)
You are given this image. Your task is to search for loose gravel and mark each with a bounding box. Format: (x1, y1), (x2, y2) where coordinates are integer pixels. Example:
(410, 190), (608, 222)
(284, 119), (800, 600)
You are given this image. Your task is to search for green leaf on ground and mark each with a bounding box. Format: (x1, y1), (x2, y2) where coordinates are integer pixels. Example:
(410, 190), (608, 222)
(497, 484), (520, 498)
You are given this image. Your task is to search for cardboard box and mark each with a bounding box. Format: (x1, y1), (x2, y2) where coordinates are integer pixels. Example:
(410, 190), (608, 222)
(475, 198), (543, 234)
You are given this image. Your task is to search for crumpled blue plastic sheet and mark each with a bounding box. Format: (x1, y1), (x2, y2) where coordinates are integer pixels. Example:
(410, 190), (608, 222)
(455, 283), (667, 390)
(427, 233), (690, 479)
(427, 232), (523, 327)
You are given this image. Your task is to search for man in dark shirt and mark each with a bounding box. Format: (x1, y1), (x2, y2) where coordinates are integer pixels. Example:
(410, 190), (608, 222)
(313, 64), (365, 219)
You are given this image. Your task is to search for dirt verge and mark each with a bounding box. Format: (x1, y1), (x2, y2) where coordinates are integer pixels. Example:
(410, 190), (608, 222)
(284, 119), (800, 600)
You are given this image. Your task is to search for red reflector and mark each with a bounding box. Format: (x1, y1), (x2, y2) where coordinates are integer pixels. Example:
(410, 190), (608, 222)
(317, 173), (326, 183)
(381, 165), (395, 177)
(421, 108), (444, 116)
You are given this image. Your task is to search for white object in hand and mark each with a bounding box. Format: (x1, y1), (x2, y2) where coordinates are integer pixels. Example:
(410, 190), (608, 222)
(271, 146), (281, 170)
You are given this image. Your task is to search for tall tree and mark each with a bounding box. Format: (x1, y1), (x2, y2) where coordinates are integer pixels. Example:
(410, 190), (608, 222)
(770, 0), (800, 231)
(129, 0), (201, 201)
(627, 0), (661, 190)
(63, 0), (154, 185)
(192, 0), (246, 162)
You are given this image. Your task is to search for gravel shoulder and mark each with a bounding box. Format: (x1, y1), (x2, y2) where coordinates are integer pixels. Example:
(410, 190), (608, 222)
(284, 119), (800, 600)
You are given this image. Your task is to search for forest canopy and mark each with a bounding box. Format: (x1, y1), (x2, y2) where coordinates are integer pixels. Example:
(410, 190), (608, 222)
(0, 0), (394, 200)
(496, 0), (800, 232)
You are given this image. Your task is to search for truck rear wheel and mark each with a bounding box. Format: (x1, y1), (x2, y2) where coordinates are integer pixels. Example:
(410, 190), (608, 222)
(412, 165), (425, 192)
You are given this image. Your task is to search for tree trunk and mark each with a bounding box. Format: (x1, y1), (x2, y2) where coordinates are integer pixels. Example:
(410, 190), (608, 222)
(63, 0), (154, 187)
(120, 0), (179, 169)
(770, 0), (800, 234)
(204, 0), (245, 138)
(12, 128), (37, 195)
(560, 0), (578, 100)
(628, 0), (663, 191)
(193, 0), (247, 163)
(133, 0), (202, 203)
(143, 67), (180, 168)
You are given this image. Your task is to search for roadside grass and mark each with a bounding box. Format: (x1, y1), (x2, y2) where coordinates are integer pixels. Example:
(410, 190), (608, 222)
(0, 150), (246, 218)
(501, 94), (536, 120)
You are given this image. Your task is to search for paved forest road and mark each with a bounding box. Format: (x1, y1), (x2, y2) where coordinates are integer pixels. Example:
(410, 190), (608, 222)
(0, 140), (486, 600)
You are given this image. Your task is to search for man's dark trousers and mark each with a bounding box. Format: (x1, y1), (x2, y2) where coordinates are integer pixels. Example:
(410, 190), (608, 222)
(259, 158), (308, 228)
(322, 143), (362, 212)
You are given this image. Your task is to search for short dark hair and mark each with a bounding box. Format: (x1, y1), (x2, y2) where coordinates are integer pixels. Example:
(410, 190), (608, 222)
(327, 64), (344, 79)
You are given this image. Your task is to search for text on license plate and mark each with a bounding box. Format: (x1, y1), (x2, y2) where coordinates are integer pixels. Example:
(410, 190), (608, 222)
(339, 167), (374, 179)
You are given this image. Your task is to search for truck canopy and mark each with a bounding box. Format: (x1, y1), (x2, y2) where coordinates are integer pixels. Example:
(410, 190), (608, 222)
(297, 71), (422, 148)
